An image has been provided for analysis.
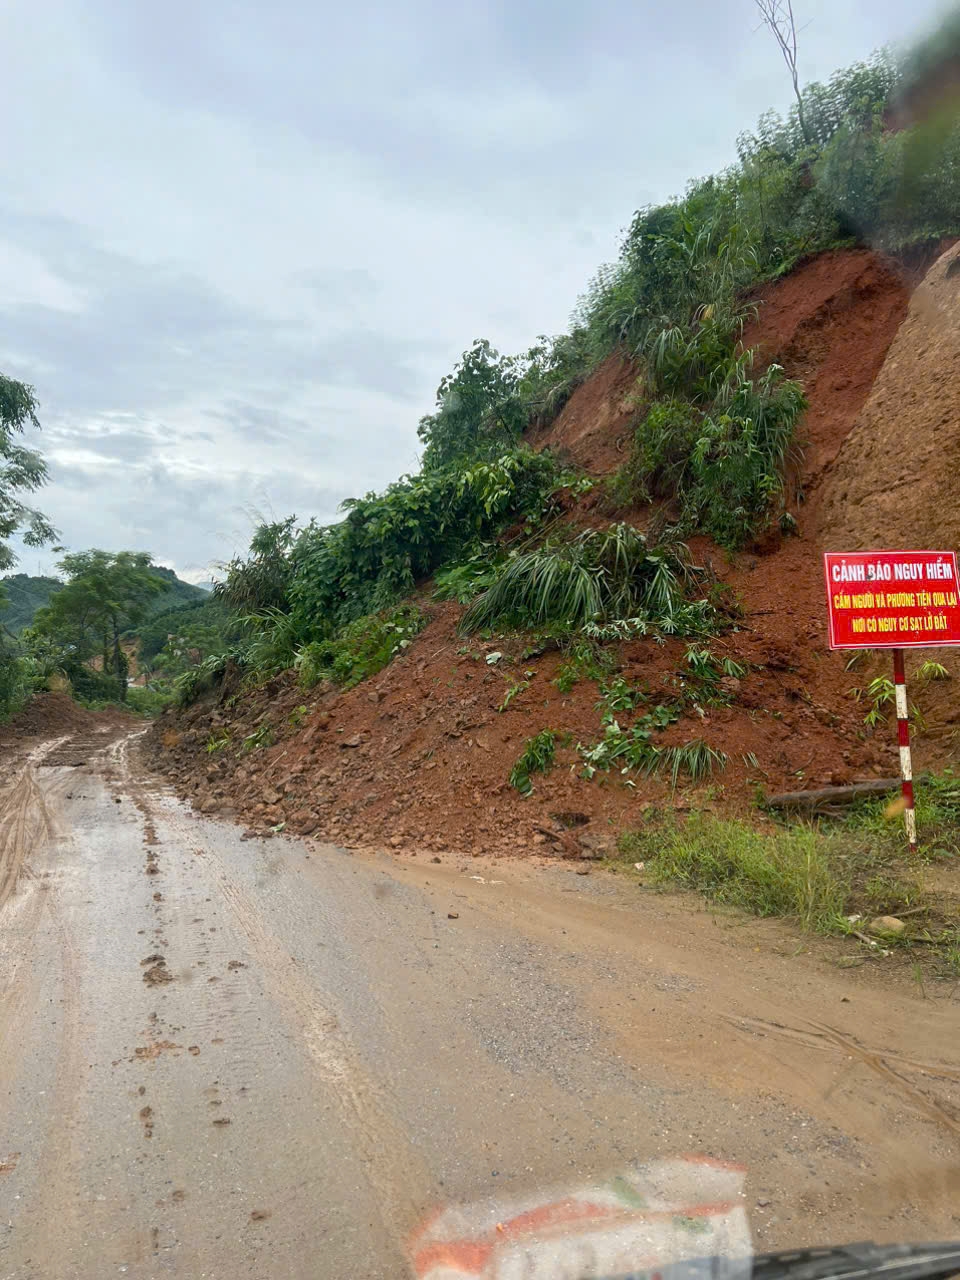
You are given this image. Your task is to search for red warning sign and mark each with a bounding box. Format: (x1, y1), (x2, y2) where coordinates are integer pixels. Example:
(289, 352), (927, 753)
(824, 550), (960, 649)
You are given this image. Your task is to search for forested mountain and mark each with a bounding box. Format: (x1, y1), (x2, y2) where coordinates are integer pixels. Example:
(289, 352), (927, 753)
(1, 568), (208, 635)
(0, 574), (62, 634)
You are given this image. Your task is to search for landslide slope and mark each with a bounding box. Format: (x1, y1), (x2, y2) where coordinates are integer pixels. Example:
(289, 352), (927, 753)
(147, 247), (960, 855)
(819, 241), (960, 551)
(818, 240), (960, 752)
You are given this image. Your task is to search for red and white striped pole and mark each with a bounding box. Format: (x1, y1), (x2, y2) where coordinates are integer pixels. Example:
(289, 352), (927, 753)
(892, 648), (917, 850)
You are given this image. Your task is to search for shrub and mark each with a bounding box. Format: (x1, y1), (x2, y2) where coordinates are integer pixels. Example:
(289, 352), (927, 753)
(433, 545), (504, 603)
(174, 651), (237, 707)
(0, 648), (33, 720)
(295, 605), (425, 691)
(287, 448), (564, 635)
(617, 365), (806, 549)
(618, 399), (703, 504)
(61, 658), (125, 705)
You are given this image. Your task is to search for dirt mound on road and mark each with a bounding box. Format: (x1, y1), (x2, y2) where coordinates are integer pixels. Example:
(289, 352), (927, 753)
(148, 592), (888, 858)
(0, 693), (133, 755)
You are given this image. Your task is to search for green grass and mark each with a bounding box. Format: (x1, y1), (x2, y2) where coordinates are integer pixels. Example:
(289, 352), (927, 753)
(461, 524), (711, 638)
(842, 767), (960, 854)
(552, 640), (616, 693)
(620, 815), (848, 931)
(618, 786), (960, 962)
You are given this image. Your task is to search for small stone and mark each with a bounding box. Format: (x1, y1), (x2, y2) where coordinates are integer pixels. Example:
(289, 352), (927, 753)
(447, 912), (459, 919)
(341, 734), (362, 749)
(389, 835), (403, 848)
(869, 915), (907, 936)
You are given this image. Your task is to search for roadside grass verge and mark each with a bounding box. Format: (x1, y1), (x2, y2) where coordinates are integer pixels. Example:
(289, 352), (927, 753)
(617, 799), (960, 977)
(619, 815), (847, 932)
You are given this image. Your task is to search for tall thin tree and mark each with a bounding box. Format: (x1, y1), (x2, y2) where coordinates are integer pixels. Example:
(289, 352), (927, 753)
(754, 0), (811, 145)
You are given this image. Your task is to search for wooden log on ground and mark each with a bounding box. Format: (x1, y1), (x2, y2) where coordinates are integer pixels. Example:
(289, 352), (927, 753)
(766, 779), (904, 811)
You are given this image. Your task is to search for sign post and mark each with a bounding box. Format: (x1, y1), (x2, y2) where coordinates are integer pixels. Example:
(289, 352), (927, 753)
(824, 550), (960, 849)
(890, 646), (916, 848)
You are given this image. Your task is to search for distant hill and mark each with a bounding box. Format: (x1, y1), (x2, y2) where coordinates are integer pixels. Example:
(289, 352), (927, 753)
(0, 574), (63, 634)
(1, 567), (209, 635)
(146, 567), (211, 609)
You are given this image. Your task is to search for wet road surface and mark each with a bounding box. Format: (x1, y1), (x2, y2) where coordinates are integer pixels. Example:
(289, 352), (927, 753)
(1, 732), (958, 1277)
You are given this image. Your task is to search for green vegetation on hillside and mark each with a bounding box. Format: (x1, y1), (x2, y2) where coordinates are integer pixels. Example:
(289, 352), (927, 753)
(0, 573), (62, 635)
(179, 37), (960, 712)
(0, 371), (56, 718)
(9, 19), (960, 731)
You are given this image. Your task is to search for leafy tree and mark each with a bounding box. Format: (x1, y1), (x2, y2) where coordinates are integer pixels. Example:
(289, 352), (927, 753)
(0, 373), (56, 569)
(417, 340), (528, 471)
(213, 517), (298, 614)
(29, 550), (167, 701)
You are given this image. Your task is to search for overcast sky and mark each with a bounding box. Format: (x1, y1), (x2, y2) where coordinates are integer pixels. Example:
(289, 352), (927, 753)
(1, 0), (949, 583)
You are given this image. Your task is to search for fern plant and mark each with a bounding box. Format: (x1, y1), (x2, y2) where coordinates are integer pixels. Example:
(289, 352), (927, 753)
(461, 524), (702, 636)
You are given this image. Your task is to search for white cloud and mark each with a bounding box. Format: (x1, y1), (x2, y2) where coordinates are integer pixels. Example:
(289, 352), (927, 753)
(0, 0), (949, 577)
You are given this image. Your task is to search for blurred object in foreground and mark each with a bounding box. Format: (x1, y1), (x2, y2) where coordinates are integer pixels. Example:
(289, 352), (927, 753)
(883, 794), (908, 820)
(409, 1155), (749, 1280)
(892, 7), (960, 202)
(895, 7), (960, 128)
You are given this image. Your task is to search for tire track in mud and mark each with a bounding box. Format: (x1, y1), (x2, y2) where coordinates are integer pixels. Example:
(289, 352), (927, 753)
(0, 737), (97, 1277)
(111, 737), (429, 1248)
(204, 850), (431, 1240)
(728, 1014), (960, 1141)
(0, 741), (63, 910)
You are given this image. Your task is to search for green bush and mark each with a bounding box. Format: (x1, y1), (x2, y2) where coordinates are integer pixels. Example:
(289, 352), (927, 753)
(174, 651), (237, 707)
(295, 605), (426, 691)
(286, 448), (564, 637)
(616, 365), (806, 549)
(61, 658), (125, 704)
(0, 648), (33, 720)
(618, 400), (702, 504)
(432, 545), (504, 603)
(125, 685), (175, 717)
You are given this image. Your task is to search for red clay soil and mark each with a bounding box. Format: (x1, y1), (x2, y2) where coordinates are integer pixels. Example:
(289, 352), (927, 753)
(527, 352), (640, 473)
(742, 249), (910, 498)
(148, 248), (948, 857)
(147, 597), (891, 858)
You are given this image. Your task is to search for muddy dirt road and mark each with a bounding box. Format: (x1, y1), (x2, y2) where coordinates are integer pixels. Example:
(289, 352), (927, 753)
(1, 731), (958, 1278)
